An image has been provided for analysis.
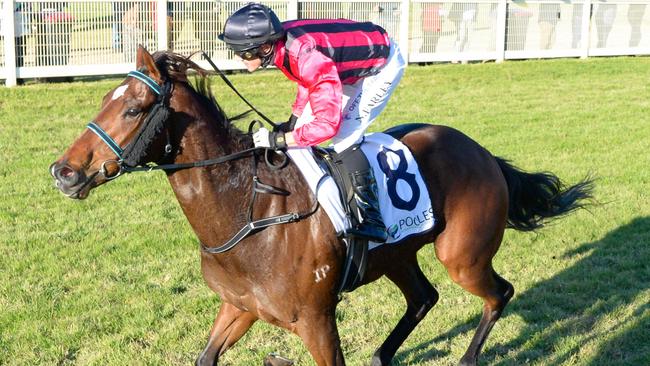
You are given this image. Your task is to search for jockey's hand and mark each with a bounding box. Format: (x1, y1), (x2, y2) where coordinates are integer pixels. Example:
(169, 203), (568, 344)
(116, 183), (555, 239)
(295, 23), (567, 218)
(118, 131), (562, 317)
(274, 114), (298, 133)
(253, 127), (287, 150)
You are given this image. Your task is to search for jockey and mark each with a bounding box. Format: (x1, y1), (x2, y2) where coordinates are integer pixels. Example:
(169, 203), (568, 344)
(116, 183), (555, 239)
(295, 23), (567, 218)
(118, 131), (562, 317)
(218, 3), (406, 243)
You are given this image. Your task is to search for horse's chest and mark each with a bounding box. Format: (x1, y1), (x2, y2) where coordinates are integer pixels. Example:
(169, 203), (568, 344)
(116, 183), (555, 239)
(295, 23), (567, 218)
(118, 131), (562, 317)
(200, 255), (300, 327)
(200, 257), (245, 301)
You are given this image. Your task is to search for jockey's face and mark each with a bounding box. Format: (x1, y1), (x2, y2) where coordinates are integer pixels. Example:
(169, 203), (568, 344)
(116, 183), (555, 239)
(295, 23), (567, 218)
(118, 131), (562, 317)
(241, 57), (262, 72)
(237, 43), (273, 72)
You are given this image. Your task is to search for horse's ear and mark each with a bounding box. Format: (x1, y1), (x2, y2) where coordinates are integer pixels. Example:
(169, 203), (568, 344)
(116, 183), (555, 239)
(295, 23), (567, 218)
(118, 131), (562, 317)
(135, 45), (162, 82)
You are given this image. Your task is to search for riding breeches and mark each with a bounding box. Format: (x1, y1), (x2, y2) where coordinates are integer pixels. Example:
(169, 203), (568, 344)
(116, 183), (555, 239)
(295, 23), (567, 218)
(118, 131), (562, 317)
(293, 39), (406, 153)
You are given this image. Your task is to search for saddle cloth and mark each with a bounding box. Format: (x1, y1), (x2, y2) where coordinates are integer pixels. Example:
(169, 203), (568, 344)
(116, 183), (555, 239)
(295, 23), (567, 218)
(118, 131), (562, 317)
(286, 132), (434, 250)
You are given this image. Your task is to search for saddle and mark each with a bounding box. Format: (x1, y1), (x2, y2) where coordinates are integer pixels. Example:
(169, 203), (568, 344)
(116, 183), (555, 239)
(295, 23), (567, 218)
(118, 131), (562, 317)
(312, 146), (369, 294)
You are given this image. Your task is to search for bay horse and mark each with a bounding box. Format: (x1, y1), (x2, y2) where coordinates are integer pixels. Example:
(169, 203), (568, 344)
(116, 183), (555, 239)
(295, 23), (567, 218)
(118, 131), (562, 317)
(50, 47), (592, 366)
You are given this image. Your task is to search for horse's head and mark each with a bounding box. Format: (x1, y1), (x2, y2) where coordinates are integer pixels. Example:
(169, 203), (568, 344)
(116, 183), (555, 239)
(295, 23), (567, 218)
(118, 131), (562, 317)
(50, 46), (180, 199)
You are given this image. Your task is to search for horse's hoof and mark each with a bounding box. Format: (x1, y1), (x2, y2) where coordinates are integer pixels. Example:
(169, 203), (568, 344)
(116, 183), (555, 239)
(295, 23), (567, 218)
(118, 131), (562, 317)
(263, 353), (294, 366)
(195, 353), (213, 366)
(458, 356), (477, 366)
(370, 355), (385, 366)
(370, 350), (389, 366)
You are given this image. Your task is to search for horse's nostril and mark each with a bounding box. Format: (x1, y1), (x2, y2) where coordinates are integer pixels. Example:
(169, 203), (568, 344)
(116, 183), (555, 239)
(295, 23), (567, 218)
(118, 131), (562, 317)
(60, 166), (75, 178)
(54, 164), (79, 185)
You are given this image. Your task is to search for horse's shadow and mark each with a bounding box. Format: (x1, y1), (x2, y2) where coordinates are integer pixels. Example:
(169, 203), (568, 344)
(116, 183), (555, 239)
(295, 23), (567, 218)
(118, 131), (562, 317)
(397, 216), (650, 365)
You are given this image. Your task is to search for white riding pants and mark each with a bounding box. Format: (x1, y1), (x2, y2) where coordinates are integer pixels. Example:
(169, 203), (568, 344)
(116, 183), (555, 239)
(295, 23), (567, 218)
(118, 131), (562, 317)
(293, 39), (406, 153)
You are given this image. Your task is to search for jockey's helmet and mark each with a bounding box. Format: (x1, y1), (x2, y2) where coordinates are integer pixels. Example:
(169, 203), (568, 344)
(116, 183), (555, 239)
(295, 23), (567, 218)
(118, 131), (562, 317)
(218, 3), (285, 55)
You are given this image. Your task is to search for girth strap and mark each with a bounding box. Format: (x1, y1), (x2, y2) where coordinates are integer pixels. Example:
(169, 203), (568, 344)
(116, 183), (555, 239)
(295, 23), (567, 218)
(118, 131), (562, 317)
(337, 236), (369, 294)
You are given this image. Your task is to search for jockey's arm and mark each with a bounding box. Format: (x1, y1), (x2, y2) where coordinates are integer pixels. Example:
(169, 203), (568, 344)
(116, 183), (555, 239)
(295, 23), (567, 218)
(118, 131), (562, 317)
(291, 84), (309, 118)
(286, 47), (343, 147)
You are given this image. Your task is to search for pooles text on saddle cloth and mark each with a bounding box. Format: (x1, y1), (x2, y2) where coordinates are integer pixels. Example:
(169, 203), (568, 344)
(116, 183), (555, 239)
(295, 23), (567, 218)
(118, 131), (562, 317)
(288, 132), (434, 250)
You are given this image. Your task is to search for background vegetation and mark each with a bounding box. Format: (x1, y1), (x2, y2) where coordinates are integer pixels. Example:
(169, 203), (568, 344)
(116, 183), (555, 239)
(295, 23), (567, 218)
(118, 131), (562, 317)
(1, 57), (649, 365)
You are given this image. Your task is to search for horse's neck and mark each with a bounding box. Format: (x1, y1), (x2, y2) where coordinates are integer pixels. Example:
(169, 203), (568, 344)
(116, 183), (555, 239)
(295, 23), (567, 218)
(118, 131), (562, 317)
(165, 100), (253, 247)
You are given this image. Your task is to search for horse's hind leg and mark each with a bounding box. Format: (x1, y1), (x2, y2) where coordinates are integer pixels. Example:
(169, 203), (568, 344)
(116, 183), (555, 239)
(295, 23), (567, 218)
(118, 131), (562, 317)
(371, 255), (439, 366)
(195, 302), (257, 366)
(435, 232), (514, 366)
(458, 270), (513, 366)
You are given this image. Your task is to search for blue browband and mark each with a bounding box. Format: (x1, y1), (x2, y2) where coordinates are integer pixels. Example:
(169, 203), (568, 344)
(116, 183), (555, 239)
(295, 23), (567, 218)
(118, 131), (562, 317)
(127, 70), (162, 95)
(86, 71), (162, 160)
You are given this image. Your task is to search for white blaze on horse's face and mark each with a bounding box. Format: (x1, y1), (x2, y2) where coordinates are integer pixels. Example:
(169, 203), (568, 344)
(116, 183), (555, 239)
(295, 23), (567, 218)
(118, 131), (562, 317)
(111, 85), (129, 101)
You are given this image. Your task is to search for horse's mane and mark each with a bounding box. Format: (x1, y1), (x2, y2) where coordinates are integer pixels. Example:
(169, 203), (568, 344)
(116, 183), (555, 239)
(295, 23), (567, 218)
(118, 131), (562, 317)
(150, 50), (250, 147)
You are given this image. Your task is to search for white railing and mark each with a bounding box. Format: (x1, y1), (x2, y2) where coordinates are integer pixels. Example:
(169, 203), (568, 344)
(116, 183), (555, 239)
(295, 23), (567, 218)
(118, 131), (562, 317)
(1, 0), (649, 86)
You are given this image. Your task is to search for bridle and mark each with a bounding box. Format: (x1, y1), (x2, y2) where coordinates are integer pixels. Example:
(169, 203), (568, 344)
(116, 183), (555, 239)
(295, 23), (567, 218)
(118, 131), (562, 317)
(86, 70), (174, 179)
(86, 70), (263, 179)
(84, 67), (317, 254)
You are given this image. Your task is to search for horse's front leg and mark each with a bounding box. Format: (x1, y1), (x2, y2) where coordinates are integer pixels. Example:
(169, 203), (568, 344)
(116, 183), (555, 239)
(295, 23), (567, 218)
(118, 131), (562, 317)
(195, 302), (258, 366)
(296, 312), (345, 366)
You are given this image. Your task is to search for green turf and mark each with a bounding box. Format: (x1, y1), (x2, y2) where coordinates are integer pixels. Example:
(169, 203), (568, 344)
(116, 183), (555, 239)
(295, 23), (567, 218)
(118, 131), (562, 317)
(1, 57), (649, 365)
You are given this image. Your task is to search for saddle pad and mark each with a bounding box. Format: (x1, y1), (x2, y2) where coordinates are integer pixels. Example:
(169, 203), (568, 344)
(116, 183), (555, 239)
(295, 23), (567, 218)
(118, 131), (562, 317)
(286, 132), (434, 250)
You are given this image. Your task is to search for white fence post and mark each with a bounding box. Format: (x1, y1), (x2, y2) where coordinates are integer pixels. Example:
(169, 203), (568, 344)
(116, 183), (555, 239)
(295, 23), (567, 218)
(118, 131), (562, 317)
(3, 0), (17, 86)
(288, 0), (299, 20)
(580, 0), (591, 58)
(157, 0), (168, 51)
(400, 0), (410, 62)
(495, 0), (507, 63)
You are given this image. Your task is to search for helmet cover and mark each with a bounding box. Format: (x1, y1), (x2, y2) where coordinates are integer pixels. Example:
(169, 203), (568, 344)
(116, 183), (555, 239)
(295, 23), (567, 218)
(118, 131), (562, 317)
(218, 3), (284, 52)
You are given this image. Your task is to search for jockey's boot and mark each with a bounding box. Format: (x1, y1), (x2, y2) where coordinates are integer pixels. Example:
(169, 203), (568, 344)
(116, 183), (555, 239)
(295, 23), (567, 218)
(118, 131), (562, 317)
(336, 144), (388, 243)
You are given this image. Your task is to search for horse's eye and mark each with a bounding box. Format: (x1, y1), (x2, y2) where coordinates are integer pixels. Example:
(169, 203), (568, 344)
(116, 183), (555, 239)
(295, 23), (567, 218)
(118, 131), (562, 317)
(125, 108), (141, 117)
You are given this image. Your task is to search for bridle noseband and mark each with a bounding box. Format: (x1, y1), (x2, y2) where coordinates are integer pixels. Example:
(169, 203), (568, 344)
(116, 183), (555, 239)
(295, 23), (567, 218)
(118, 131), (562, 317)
(86, 70), (173, 179)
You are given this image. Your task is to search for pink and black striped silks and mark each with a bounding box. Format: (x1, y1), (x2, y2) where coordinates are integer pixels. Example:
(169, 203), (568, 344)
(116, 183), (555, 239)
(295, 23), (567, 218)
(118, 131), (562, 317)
(272, 19), (391, 146)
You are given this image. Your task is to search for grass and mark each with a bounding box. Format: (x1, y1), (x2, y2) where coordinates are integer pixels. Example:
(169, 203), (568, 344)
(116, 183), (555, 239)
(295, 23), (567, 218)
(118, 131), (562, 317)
(1, 56), (649, 365)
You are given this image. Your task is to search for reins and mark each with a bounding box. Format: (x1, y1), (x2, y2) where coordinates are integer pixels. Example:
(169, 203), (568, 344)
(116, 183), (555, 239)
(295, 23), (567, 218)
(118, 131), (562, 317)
(200, 51), (278, 129)
(123, 146), (259, 173)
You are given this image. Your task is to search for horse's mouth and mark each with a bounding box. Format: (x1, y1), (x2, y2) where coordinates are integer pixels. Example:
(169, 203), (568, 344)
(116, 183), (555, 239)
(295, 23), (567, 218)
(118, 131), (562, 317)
(54, 172), (99, 200)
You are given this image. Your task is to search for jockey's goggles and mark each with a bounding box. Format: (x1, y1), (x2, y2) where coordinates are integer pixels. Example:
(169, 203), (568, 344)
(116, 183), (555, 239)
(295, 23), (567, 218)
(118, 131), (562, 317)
(236, 47), (261, 61)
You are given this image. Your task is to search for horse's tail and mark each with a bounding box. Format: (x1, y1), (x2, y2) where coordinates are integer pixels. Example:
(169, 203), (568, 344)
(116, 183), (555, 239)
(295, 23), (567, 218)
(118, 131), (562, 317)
(495, 157), (594, 231)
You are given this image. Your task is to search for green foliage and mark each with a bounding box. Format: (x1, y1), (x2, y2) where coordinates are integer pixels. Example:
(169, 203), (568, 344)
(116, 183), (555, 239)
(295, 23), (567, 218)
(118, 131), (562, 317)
(1, 57), (649, 365)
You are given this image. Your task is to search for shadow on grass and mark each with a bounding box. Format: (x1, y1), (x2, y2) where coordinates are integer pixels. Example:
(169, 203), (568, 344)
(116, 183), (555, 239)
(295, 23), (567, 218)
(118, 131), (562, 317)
(397, 216), (650, 365)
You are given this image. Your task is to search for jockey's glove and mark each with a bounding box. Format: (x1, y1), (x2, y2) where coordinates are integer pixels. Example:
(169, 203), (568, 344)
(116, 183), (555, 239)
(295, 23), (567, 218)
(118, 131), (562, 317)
(275, 114), (298, 133)
(253, 127), (287, 150)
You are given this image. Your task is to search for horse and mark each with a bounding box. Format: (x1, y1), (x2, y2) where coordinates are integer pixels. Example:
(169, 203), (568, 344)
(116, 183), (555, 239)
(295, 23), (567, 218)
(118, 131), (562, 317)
(50, 47), (592, 366)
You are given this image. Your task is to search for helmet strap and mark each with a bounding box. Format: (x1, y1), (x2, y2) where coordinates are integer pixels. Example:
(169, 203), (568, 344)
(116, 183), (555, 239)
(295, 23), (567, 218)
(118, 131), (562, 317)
(260, 43), (276, 68)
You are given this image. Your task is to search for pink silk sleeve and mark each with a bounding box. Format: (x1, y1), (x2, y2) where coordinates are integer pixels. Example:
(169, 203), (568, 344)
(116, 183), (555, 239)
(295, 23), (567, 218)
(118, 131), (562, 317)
(291, 84), (309, 117)
(290, 45), (343, 147)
